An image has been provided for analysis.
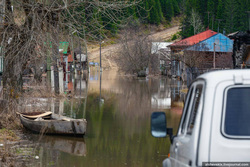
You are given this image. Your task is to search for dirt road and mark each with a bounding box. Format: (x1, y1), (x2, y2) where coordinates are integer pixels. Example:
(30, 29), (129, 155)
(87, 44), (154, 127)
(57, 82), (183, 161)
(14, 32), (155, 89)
(88, 25), (180, 70)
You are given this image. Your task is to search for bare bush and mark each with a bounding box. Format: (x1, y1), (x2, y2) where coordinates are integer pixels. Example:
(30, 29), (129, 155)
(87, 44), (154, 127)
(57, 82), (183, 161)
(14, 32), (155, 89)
(1, 0), (140, 98)
(115, 20), (159, 76)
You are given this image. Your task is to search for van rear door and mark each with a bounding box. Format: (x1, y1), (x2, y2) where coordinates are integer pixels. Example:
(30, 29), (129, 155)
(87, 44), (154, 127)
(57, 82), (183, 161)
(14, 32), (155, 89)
(210, 83), (250, 161)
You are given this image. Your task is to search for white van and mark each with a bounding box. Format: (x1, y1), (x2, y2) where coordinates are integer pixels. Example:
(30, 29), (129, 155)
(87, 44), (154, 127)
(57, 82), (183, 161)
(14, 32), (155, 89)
(151, 69), (250, 167)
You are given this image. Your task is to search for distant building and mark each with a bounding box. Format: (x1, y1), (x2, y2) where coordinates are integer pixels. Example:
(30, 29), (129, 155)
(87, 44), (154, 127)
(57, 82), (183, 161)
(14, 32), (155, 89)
(59, 42), (73, 72)
(151, 42), (173, 75)
(169, 30), (233, 83)
(185, 33), (234, 71)
(169, 29), (217, 53)
(169, 30), (217, 78)
(228, 31), (250, 68)
(74, 48), (87, 70)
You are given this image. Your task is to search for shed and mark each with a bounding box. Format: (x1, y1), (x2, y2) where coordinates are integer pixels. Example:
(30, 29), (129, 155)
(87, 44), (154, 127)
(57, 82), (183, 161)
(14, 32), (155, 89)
(169, 29), (217, 52)
(74, 48), (87, 62)
(59, 42), (73, 63)
(184, 33), (234, 70)
(151, 42), (173, 54)
(59, 42), (73, 72)
(59, 42), (70, 54)
(151, 42), (173, 75)
(185, 33), (233, 52)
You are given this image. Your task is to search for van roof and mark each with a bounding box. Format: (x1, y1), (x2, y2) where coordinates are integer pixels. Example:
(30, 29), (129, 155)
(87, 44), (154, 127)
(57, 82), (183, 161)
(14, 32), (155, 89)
(197, 69), (250, 87)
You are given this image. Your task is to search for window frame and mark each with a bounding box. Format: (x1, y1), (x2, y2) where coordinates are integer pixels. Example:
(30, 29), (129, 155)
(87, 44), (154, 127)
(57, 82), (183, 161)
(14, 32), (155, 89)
(179, 86), (194, 135)
(186, 84), (203, 135)
(222, 85), (250, 139)
(177, 80), (205, 136)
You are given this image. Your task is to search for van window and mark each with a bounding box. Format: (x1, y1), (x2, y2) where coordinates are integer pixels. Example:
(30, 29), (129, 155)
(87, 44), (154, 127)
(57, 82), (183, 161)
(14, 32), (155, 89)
(180, 87), (194, 134)
(187, 85), (203, 135)
(224, 87), (250, 136)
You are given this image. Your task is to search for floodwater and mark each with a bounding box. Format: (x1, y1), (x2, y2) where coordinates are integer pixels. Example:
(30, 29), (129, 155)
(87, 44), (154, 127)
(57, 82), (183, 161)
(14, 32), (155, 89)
(26, 68), (186, 167)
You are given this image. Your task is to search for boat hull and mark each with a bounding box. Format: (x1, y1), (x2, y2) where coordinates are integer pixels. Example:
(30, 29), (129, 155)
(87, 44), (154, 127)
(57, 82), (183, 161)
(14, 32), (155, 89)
(20, 114), (87, 136)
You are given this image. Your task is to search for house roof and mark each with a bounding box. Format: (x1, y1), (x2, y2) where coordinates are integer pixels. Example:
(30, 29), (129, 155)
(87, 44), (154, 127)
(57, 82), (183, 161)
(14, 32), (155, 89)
(185, 33), (233, 52)
(59, 42), (70, 54)
(170, 29), (217, 47)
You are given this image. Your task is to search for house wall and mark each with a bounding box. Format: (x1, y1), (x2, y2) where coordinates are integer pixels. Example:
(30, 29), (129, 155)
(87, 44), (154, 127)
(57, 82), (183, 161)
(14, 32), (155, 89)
(244, 46), (250, 66)
(184, 51), (233, 71)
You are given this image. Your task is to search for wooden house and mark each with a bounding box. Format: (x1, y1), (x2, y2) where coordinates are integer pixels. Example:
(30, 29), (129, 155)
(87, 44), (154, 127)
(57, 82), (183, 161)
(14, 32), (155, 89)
(169, 29), (217, 53)
(59, 42), (73, 73)
(184, 33), (234, 71)
(228, 31), (250, 68)
(151, 42), (173, 75)
(169, 30), (217, 78)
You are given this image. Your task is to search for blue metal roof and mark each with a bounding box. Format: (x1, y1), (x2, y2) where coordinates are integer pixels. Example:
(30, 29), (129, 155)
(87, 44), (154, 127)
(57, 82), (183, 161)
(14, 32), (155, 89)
(185, 33), (233, 52)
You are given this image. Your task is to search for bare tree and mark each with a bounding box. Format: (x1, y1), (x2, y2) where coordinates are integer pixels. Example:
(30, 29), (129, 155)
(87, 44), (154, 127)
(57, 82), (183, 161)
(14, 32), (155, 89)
(184, 51), (205, 68)
(115, 20), (159, 76)
(1, 0), (140, 99)
(189, 9), (204, 35)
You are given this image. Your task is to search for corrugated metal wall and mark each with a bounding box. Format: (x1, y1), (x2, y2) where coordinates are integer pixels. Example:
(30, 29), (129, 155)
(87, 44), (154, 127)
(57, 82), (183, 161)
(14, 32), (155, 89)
(185, 33), (233, 52)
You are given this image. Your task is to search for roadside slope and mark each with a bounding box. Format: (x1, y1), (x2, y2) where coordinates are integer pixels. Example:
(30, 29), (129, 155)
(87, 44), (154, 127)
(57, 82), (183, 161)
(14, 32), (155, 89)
(88, 25), (180, 70)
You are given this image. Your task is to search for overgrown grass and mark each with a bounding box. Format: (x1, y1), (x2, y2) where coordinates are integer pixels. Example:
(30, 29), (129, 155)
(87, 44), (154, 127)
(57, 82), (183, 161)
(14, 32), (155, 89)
(0, 129), (19, 142)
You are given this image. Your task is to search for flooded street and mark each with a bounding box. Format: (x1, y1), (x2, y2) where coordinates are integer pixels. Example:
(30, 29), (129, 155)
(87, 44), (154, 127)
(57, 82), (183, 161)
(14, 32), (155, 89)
(26, 69), (186, 167)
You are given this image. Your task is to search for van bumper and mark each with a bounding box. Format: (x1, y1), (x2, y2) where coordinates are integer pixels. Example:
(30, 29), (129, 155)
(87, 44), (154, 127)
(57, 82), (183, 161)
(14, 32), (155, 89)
(163, 158), (171, 167)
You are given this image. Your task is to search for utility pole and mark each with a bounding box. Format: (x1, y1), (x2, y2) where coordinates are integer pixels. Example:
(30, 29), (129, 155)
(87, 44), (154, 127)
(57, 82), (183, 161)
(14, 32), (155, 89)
(70, 31), (74, 73)
(216, 19), (223, 33)
(213, 43), (216, 69)
(246, 11), (250, 31)
(51, 11), (60, 94)
(77, 32), (82, 97)
(78, 32), (82, 73)
(99, 40), (104, 72)
(206, 11), (210, 28)
(83, 26), (88, 73)
(99, 70), (102, 103)
(99, 41), (102, 72)
(212, 14), (214, 30)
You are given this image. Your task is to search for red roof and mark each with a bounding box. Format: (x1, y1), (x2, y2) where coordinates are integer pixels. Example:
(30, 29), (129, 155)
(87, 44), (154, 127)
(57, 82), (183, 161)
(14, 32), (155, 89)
(170, 29), (217, 47)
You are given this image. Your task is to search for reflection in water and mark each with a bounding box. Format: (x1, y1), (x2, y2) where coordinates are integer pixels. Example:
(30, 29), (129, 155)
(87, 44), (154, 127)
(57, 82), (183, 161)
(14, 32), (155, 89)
(151, 79), (171, 109)
(37, 136), (86, 157)
(27, 69), (185, 167)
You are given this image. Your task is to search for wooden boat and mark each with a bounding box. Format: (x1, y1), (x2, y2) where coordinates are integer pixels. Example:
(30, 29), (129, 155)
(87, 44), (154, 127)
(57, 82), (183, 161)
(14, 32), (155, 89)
(19, 112), (87, 136)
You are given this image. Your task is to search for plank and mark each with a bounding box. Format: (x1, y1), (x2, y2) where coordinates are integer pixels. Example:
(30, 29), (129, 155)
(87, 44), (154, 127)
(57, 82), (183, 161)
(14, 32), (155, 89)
(20, 111), (52, 119)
